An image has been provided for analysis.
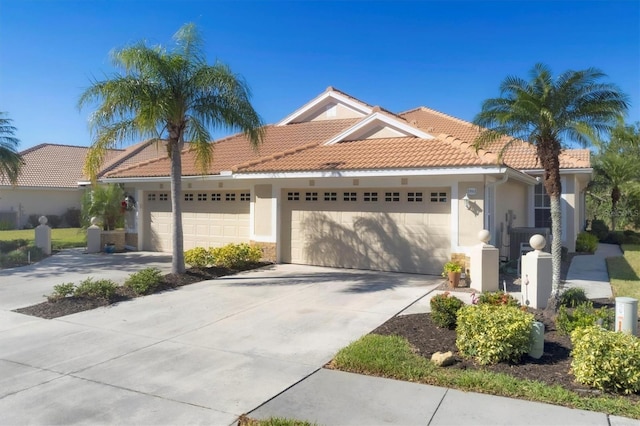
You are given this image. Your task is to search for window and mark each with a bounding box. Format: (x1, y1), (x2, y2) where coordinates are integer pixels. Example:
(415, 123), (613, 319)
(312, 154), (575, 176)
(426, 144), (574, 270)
(305, 192), (318, 201)
(184, 193), (194, 201)
(344, 192), (357, 202)
(159, 193), (168, 201)
(324, 192), (337, 201)
(197, 193), (207, 201)
(211, 193), (221, 201)
(534, 184), (552, 228)
(430, 192), (447, 203)
(147, 193), (156, 201)
(287, 192), (300, 201)
(385, 192), (400, 202)
(240, 193), (250, 201)
(225, 193), (236, 201)
(364, 192), (378, 202)
(408, 192), (423, 202)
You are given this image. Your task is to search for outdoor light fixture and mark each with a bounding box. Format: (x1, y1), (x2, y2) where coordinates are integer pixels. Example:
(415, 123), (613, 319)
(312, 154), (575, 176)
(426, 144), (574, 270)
(463, 192), (471, 210)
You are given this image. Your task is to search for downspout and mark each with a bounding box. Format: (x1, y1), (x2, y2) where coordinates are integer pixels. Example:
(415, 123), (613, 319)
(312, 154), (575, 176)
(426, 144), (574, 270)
(485, 172), (509, 245)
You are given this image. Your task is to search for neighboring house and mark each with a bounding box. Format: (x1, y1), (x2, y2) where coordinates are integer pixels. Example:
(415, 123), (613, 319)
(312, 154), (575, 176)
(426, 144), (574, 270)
(0, 140), (171, 229)
(101, 87), (591, 275)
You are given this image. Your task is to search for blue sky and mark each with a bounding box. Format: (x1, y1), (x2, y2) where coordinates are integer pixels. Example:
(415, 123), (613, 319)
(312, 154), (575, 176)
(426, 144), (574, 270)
(1, 0), (638, 151)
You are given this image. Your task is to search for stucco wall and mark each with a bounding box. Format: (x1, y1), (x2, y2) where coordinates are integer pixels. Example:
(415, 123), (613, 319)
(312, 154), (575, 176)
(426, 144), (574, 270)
(495, 180), (528, 257)
(457, 181), (485, 247)
(254, 184), (273, 238)
(0, 187), (83, 228)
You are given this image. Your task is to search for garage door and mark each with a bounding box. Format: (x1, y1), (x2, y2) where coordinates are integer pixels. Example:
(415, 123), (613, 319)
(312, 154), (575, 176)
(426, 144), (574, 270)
(144, 190), (250, 252)
(281, 188), (450, 275)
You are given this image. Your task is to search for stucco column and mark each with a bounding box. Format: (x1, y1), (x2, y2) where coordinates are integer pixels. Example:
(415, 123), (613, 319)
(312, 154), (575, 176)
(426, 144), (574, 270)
(86, 217), (101, 253)
(470, 230), (499, 292)
(521, 234), (552, 309)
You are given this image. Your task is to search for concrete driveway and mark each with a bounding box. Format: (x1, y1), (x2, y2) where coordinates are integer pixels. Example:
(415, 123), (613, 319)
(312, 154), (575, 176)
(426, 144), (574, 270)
(0, 259), (441, 425)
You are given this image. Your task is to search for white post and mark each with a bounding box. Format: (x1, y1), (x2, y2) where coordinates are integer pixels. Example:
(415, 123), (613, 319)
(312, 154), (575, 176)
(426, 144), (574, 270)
(521, 234), (552, 309)
(34, 216), (51, 255)
(470, 229), (499, 292)
(86, 217), (102, 253)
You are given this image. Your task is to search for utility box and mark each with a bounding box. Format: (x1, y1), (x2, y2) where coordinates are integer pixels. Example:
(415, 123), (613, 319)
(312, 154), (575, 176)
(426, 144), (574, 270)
(615, 297), (638, 335)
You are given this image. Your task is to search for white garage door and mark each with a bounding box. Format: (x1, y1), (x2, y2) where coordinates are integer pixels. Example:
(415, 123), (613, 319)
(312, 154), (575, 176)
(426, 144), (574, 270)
(144, 190), (250, 252)
(281, 188), (451, 275)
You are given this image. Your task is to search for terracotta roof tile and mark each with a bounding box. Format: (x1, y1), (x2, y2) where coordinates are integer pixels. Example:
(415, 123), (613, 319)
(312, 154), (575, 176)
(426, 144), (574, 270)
(106, 118), (361, 178)
(3, 144), (122, 188)
(400, 107), (591, 169)
(237, 136), (498, 173)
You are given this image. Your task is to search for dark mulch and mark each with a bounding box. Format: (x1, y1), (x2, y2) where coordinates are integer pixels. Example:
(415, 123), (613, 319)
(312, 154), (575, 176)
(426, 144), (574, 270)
(14, 263), (271, 319)
(371, 301), (640, 403)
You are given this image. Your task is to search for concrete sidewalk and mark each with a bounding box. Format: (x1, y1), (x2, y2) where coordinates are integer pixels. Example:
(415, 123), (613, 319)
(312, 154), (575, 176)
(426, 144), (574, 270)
(564, 243), (622, 299)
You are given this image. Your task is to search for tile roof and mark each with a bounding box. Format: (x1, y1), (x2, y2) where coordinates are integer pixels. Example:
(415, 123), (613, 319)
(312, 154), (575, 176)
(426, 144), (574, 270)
(400, 107), (591, 169)
(97, 139), (175, 178)
(236, 135), (498, 173)
(3, 144), (123, 188)
(105, 119), (360, 178)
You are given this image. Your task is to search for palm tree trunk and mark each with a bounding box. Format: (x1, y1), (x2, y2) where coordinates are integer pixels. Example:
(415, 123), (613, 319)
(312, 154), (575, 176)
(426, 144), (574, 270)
(550, 194), (562, 295)
(169, 141), (186, 274)
(610, 186), (620, 232)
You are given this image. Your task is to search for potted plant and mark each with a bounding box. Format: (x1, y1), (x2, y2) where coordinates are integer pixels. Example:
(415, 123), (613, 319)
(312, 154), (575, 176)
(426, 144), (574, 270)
(442, 261), (463, 288)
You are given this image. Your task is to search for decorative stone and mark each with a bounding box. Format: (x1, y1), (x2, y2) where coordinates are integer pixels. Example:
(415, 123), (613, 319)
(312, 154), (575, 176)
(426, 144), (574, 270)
(431, 351), (455, 367)
(478, 229), (491, 244)
(38, 216), (48, 225)
(90, 216), (99, 226)
(529, 234), (546, 251)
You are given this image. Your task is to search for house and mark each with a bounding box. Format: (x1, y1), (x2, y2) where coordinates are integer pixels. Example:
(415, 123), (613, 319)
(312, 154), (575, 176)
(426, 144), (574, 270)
(101, 87), (591, 275)
(0, 140), (171, 229)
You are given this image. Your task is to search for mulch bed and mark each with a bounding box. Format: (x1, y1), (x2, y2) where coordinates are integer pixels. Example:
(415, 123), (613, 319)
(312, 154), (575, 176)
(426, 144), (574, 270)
(370, 298), (639, 403)
(14, 263), (270, 319)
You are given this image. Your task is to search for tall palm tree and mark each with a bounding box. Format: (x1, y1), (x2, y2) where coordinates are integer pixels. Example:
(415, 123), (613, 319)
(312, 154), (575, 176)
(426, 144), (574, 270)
(0, 112), (24, 185)
(79, 23), (264, 274)
(473, 63), (628, 301)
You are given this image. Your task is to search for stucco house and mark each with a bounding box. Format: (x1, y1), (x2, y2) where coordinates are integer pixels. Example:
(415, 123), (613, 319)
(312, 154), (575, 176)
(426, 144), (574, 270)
(100, 87), (591, 275)
(0, 140), (171, 229)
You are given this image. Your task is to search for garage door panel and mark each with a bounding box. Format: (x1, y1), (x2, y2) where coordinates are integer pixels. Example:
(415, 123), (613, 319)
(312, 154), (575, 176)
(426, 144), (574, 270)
(146, 191), (250, 252)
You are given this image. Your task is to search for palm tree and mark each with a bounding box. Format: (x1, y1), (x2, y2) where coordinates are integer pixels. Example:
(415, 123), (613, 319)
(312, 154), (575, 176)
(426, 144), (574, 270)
(0, 112), (24, 185)
(473, 63), (628, 302)
(79, 23), (264, 274)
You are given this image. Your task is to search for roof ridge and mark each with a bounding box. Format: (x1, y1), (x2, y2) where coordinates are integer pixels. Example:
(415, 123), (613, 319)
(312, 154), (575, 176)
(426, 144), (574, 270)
(19, 143), (120, 155)
(232, 140), (321, 172)
(437, 132), (500, 164)
(98, 139), (163, 176)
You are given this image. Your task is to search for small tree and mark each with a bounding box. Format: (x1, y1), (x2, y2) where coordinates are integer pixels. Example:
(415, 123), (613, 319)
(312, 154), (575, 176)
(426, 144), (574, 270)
(81, 184), (125, 230)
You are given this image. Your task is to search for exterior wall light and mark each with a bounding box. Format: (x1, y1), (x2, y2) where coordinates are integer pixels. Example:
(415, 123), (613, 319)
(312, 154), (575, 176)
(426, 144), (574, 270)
(463, 192), (471, 210)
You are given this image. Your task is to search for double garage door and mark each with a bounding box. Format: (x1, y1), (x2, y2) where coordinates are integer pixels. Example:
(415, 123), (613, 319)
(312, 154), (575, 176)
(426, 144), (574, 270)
(281, 188), (451, 275)
(144, 190), (250, 252)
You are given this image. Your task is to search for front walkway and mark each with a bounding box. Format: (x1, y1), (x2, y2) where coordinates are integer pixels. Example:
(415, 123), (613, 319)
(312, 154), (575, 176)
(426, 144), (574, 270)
(564, 243), (622, 299)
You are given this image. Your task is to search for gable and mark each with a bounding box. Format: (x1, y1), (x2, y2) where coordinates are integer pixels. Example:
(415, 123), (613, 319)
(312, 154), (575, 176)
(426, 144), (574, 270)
(277, 87), (372, 125)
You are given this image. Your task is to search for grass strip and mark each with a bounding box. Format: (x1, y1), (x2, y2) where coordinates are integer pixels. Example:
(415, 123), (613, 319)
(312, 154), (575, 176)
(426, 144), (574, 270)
(0, 228), (86, 250)
(331, 334), (640, 419)
(607, 244), (640, 300)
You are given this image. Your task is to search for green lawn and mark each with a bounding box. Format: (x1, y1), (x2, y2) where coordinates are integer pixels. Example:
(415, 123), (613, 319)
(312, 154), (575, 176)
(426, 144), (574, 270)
(607, 244), (640, 300)
(0, 228), (86, 250)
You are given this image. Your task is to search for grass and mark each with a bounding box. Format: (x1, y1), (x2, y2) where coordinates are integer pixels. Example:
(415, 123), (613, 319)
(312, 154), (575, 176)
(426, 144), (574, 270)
(237, 416), (316, 426)
(607, 244), (640, 300)
(0, 228), (86, 250)
(330, 334), (640, 420)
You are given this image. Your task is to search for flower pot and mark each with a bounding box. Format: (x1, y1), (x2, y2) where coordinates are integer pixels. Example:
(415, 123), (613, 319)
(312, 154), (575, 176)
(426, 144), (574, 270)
(448, 271), (461, 288)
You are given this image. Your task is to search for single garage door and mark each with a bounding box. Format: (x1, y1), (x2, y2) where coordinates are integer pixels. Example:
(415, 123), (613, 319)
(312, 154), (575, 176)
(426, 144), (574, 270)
(144, 190), (250, 252)
(281, 188), (451, 275)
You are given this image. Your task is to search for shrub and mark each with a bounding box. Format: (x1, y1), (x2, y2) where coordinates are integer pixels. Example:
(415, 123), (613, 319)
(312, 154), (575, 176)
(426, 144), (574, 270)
(456, 304), (534, 365)
(559, 287), (589, 308)
(0, 220), (15, 230)
(124, 267), (163, 295)
(47, 282), (76, 302)
(73, 278), (117, 301)
(429, 292), (464, 329)
(0, 239), (28, 253)
(556, 302), (614, 335)
(589, 219), (609, 242)
(62, 208), (82, 228)
(571, 326), (640, 394)
(476, 291), (520, 307)
(184, 247), (213, 268)
(46, 215), (62, 228)
(210, 243), (262, 268)
(0, 245), (45, 267)
(575, 232), (598, 253)
(603, 231), (624, 245)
